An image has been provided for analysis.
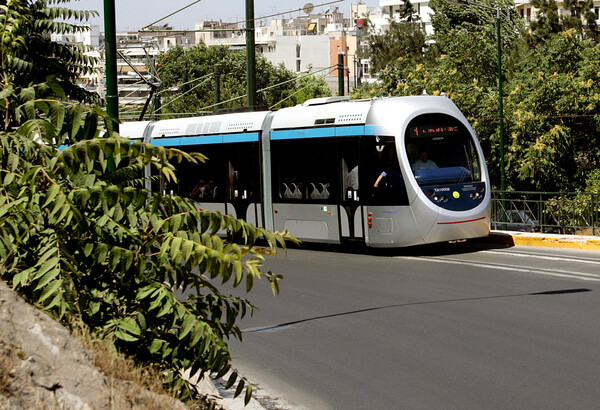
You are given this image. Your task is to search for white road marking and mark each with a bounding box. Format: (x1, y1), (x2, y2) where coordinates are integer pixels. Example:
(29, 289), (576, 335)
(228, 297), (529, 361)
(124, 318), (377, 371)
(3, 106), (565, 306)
(480, 250), (600, 266)
(399, 256), (600, 282)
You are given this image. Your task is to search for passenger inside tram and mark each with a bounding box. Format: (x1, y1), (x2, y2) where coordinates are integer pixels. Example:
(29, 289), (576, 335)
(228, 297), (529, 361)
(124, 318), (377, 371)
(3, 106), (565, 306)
(411, 151), (438, 171)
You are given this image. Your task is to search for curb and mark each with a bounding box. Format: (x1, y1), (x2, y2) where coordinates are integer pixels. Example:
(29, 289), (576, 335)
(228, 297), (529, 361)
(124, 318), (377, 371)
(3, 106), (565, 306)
(487, 230), (600, 251)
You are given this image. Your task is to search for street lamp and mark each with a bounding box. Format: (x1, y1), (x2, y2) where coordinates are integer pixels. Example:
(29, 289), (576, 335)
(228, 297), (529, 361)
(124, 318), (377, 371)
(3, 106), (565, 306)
(447, 0), (507, 200)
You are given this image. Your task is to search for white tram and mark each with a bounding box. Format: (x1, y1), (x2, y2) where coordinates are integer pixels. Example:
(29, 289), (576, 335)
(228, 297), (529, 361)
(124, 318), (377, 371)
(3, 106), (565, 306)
(120, 96), (491, 247)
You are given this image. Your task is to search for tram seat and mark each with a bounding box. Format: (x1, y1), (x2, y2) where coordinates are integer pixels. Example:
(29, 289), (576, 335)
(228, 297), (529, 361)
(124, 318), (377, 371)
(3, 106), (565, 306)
(283, 183), (292, 198)
(319, 183), (330, 199)
(290, 183), (302, 198)
(283, 182), (302, 199)
(310, 183), (319, 199)
(309, 182), (330, 200)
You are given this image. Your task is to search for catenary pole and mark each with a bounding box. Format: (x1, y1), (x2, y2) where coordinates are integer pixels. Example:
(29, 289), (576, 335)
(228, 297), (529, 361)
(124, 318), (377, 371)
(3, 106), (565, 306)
(103, 0), (119, 130)
(246, 0), (256, 107)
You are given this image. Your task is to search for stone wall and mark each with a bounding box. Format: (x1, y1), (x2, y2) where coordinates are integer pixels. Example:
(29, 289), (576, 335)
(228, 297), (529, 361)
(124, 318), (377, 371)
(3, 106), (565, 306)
(0, 280), (189, 409)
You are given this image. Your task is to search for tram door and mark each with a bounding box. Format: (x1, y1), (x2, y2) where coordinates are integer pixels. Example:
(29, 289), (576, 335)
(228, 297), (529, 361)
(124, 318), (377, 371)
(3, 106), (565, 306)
(224, 142), (261, 225)
(270, 137), (341, 243)
(338, 138), (364, 242)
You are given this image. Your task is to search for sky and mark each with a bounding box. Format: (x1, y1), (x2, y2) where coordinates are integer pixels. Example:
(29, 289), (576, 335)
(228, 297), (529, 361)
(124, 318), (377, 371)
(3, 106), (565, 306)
(70, 0), (355, 31)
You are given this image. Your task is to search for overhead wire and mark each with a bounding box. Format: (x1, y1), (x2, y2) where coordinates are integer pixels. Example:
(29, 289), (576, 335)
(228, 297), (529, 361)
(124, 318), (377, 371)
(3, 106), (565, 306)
(140, 0), (346, 33)
(143, 0), (205, 29)
(159, 77), (214, 109)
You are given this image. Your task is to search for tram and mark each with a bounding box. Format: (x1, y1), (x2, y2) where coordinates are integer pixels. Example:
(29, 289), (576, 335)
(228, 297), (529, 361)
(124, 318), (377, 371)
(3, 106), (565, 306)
(120, 96), (490, 247)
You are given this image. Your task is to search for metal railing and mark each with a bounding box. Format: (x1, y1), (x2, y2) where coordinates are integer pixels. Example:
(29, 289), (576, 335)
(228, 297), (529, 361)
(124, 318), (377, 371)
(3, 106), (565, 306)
(491, 191), (600, 236)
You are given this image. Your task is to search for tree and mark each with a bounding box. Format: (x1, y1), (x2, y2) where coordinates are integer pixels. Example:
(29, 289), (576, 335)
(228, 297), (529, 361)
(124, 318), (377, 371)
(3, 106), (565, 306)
(359, 7), (433, 75)
(0, 0), (100, 127)
(0, 1), (296, 403)
(155, 44), (331, 117)
(529, 0), (598, 43)
(502, 29), (600, 191)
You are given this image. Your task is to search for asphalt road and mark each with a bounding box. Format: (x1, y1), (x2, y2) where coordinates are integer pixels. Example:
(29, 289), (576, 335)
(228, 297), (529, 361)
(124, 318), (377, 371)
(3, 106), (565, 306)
(226, 241), (600, 409)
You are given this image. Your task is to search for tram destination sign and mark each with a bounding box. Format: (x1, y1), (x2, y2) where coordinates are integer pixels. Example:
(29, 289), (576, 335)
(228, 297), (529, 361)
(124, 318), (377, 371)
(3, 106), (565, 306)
(409, 123), (460, 138)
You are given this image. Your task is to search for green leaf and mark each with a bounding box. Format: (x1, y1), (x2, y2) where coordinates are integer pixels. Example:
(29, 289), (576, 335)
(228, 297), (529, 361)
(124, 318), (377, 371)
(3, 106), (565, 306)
(3, 173), (16, 185)
(149, 339), (163, 354)
(96, 243), (109, 263)
(7, 153), (19, 172)
(182, 239), (194, 263)
(42, 184), (61, 208)
(38, 279), (63, 303)
(246, 271), (254, 292)
(118, 317), (141, 337)
(33, 257), (59, 281)
(178, 313), (196, 340)
(234, 379), (245, 398)
(42, 292), (64, 311)
(233, 260), (243, 288)
(115, 329), (139, 342)
(34, 267), (60, 291)
(12, 270), (31, 288)
(225, 372), (238, 389)
(245, 384), (253, 405)
(137, 284), (159, 299)
(170, 236), (183, 260)
(83, 243), (94, 257)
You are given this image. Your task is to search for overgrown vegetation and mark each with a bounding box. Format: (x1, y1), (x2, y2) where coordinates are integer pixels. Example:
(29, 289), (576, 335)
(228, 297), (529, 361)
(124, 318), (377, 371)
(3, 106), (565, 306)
(0, 0), (296, 404)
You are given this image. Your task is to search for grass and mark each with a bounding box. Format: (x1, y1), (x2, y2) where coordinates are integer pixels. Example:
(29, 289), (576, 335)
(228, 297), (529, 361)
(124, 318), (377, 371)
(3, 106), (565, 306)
(67, 320), (214, 409)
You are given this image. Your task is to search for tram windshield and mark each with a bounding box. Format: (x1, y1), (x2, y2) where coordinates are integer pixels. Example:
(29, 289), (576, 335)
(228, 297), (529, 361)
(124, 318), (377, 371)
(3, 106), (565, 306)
(405, 113), (481, 186)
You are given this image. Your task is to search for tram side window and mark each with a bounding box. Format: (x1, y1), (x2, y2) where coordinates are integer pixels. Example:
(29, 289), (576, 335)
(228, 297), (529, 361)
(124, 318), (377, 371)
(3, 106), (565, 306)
(155, 142), (259, 203)
(271, 138), (337, 202)
(175, 145), (225, 201)
(362, 136), (409, 205)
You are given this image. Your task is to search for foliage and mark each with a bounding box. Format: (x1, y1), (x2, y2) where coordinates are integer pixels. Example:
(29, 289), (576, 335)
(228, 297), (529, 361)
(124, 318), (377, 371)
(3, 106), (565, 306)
(0, 3), (299, 403)
(358, 8), (433, 74)
(0, 0), (100, 129)
(502, 30), (600, 191)
(529, 0), (598, 43)
(155, 44), (331, 117)
(0, 79), (296, 402)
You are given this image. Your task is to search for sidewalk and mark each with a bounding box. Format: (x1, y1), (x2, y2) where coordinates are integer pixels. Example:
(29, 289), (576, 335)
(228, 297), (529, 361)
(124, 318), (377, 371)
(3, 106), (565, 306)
(487, 230), (600, 250)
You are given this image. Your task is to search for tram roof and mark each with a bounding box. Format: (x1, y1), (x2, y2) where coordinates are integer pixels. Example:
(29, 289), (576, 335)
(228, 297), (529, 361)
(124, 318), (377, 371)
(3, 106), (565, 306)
(270, 98), (374, 130)
(149, 110), (271, 139)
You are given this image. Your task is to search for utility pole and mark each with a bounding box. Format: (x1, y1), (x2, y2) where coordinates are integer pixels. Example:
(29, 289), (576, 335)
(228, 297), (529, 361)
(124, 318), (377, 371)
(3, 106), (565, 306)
(103, 0), (119, 131)
(246, 0), (256, 107)
(214, 64), (221, 111)
(338, 53), (345, 96)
